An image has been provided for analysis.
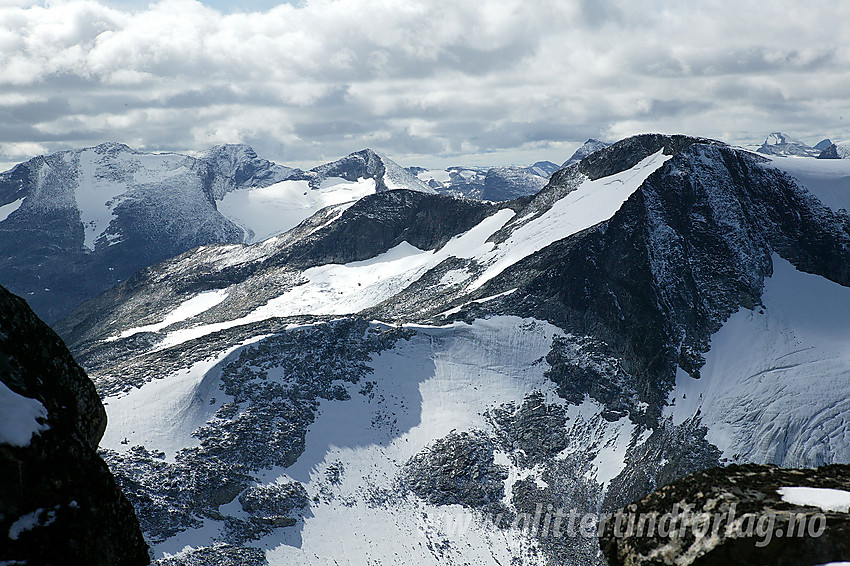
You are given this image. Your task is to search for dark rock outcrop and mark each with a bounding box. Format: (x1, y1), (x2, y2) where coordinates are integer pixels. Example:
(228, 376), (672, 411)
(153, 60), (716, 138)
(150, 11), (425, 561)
(818, 143), (840, 159)
(0, 285), (149, 565)
(600, 464), (850, 565)
(401, 430), (508, 513)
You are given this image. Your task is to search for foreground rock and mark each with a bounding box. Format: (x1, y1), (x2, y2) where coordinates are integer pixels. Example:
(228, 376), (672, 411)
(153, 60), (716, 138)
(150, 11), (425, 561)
(600, 464), (850, 565)
(0, 285), (149, 565)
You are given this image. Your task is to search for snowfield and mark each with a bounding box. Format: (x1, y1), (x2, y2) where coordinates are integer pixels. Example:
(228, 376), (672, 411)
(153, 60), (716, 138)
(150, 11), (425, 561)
(126, 317), (636, 564)
(109, 289), (229, 342)
(217, 177), (376, 243)
(766, 155), (850, 212)
(0, 197), (24, 222)
(100, 335), (268, 460)
(777, 486), (850, 513)
(666, 255), (850, 467)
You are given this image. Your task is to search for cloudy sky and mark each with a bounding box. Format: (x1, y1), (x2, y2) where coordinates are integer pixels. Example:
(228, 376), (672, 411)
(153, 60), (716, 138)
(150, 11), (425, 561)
(2, 0), (849, 171)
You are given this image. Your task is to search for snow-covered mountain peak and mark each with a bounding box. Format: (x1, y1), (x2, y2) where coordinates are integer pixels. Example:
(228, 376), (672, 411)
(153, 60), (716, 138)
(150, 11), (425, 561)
(816, 139), (850, 160)
(50, 132), (850, 565)
(765, 132), (797, 146)
(308, 148), (434, 194)
(562, 138), (610, 167)
(758, 132), (820, 157)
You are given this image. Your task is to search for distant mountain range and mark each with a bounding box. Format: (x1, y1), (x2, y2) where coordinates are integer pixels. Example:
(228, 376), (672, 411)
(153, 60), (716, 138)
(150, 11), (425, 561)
(408, 139), (613, 201)
(40, 133), (850, 565)
(0, 145), (437, 322)
(1, 138), (628, 322)
(408, 161), (560, 201)
(753, 131), (850, 159)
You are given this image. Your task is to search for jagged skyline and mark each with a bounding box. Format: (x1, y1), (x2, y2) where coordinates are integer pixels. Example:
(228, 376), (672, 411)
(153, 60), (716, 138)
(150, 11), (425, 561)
(1, 0), (849, 171)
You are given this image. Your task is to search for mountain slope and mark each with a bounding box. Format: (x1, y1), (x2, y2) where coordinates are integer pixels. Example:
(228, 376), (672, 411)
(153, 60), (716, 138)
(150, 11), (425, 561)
(0, 144), (431, 322)
(817, 140), (850, 160)
(53, 134), (850, 565)
(412, 161), (559, 201)
(562, 138), (610, 167)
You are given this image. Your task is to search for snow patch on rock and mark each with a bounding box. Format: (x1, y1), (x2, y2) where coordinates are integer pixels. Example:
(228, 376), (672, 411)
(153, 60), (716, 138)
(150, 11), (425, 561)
(0, 197), (24, 222)
(777, 486), (850, 513)
(0, 380), (49, 447)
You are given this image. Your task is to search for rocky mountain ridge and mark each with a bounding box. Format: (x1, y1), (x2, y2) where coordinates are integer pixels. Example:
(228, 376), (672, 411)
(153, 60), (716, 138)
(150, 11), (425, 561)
(44, 133), (850, 565)
(0, 143), (432, 323)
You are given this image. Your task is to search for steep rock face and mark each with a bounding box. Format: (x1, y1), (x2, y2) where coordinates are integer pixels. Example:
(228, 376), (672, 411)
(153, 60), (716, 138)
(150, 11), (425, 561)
(600, 464), (850, 566)
(0, 285), (149, 565)
(502, 140), (850, 423)
(813, 138), (833, 151)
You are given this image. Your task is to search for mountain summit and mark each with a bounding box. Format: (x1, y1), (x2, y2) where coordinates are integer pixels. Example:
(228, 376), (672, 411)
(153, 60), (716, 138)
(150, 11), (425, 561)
(50, 133), (850, 565)
(562, 138), (610, 167)
(757, 132), (820, 157)
(0, 145), (432, 321)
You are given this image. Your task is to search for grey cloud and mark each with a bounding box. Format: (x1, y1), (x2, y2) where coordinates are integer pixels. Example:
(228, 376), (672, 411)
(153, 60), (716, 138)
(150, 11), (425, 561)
(578, 0), (623, 27)
(2, 99), (72, 125)
(1, 0), (850, 170)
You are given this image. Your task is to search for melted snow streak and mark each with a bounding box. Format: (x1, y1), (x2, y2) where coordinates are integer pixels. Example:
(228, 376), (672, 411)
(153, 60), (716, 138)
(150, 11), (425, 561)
(666, 255), (850, 467)
(217, 178), (376, 243)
